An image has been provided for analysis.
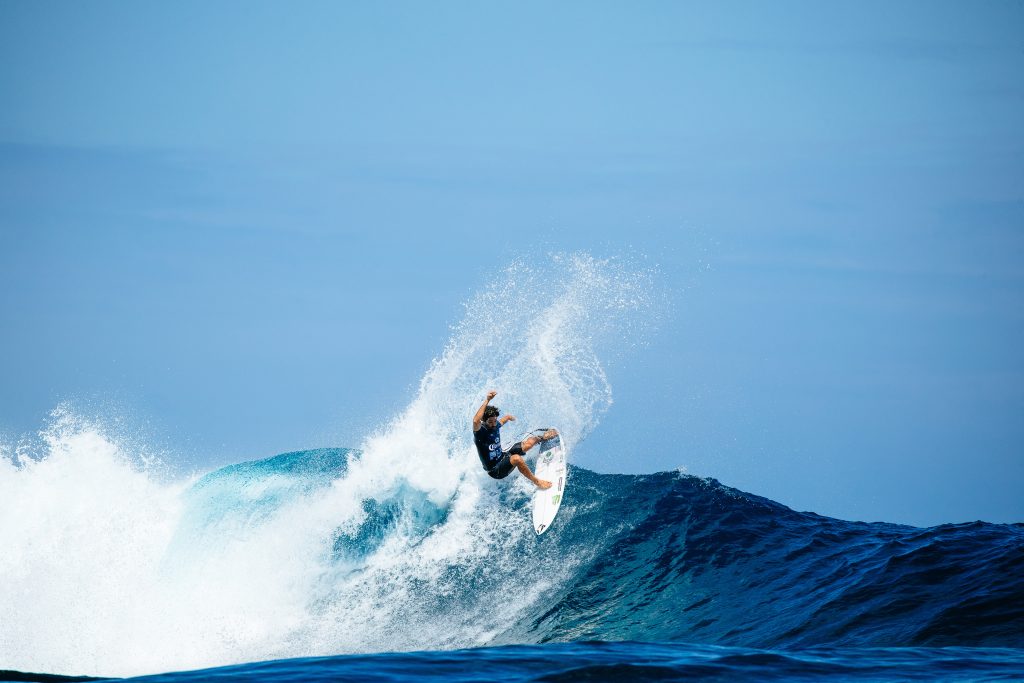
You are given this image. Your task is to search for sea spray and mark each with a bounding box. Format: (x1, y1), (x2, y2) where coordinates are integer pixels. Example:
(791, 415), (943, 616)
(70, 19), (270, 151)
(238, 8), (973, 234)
(409, 253), (658, 450)
(0, 253), (660, 676)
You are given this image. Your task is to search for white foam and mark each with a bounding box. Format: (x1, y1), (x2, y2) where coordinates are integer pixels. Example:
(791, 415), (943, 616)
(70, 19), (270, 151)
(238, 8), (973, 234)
(0, 253), (656, 676)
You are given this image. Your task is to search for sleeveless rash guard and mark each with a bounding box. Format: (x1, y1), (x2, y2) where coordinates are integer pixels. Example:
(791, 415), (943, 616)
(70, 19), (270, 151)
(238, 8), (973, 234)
(474, 423), (503, 471)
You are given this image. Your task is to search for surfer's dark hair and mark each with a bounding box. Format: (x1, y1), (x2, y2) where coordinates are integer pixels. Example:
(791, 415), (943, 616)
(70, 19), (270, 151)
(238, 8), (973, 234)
(483, 406), (499, 420)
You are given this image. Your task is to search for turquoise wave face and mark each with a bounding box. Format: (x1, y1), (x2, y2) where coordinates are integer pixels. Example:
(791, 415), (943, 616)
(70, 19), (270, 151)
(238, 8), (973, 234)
(332, 487), (451, 562)
(168, 448), (355, 555)
(172, 448), (451, 564)
(184, 449), (353, 516)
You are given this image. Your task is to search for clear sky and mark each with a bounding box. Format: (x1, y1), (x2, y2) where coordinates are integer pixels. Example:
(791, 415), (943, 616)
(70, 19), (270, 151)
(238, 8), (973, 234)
(1, 0), (1021, 526)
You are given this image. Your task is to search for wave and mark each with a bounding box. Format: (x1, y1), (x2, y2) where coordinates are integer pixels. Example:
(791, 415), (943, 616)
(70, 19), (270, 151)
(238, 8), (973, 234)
(4, 438), (1021, 678)
(175, 449), (1024, 653)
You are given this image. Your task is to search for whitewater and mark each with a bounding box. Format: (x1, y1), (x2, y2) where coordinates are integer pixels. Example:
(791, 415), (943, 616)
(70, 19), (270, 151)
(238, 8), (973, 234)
(1, 255), (651, 675)
(1, 254), (1021, 681)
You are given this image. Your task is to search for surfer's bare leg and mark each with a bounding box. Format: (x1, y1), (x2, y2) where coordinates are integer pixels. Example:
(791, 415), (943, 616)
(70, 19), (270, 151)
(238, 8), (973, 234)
(510, 429), (558, 489)
(520, 429), (559, 454)
(509, 454), (552, 489)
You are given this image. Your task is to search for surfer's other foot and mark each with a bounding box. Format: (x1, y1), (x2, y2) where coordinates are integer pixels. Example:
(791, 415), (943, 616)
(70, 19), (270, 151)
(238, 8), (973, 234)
(536, 479), (552, 490)
(542, 429), (558, 441)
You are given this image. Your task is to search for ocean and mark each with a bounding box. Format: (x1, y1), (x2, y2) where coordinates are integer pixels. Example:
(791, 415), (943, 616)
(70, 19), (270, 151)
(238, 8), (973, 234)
(2, 256), (1022, 681)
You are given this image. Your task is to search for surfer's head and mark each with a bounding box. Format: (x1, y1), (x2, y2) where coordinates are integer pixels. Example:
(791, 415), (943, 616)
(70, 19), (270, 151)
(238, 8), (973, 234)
(483, 405), (499, 426)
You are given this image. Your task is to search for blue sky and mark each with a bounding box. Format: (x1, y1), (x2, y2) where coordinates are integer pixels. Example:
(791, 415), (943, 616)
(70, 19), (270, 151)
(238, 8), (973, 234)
(1, 1), (1022, 526)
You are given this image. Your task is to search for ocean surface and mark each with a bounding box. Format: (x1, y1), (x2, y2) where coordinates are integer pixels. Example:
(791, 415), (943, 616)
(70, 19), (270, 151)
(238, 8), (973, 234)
(2, 257), (1022, 681)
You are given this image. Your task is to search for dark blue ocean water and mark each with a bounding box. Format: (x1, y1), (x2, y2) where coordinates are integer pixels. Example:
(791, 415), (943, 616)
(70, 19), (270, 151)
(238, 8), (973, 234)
(4, 450), (1023, 681)
(6, 642), (1024, 682)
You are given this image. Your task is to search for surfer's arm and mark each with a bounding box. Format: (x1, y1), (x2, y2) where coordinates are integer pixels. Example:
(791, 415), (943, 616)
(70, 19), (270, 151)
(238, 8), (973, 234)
(472, 390), (498, 431)
(500, 415), (516, 425)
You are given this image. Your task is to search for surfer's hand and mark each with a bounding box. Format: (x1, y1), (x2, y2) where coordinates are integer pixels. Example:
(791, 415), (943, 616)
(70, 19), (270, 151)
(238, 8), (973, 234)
(505, 414), (516, 422)
(486, 390), (497, 401)
(536, 479), (552, 490)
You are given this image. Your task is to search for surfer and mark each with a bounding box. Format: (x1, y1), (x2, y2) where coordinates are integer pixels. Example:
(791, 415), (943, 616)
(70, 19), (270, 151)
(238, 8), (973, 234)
(473, 390), (558, 489)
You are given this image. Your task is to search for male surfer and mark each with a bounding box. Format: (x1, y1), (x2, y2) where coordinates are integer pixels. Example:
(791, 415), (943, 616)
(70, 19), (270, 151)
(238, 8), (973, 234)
(473, 390), (558, 489)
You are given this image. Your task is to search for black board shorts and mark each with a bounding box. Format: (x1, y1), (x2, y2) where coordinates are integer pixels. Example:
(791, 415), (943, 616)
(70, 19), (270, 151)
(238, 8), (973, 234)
(487, 442), (525, 479)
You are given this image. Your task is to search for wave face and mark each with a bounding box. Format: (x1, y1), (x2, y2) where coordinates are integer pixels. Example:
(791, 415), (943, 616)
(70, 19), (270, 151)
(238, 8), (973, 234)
(165, 454), (1024, 655)
(2, 255), (1021, 678)
(516, 468), (1024, 650)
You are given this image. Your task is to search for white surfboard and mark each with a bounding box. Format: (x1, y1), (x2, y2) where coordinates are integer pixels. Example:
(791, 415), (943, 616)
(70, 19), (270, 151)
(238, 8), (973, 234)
(532, 431), (567, 535)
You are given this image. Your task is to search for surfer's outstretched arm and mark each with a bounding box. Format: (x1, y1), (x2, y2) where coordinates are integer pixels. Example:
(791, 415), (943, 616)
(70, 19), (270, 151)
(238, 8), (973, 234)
(472, 390), (498, 431)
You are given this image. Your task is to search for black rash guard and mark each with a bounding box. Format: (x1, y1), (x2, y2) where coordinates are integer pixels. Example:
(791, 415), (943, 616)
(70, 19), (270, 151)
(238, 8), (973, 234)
(474, 423), (503, 471)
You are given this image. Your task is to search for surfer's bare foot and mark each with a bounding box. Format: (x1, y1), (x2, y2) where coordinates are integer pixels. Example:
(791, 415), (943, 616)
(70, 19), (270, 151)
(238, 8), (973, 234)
(536, 479), (552, 490)
(542, 429), (558, 441)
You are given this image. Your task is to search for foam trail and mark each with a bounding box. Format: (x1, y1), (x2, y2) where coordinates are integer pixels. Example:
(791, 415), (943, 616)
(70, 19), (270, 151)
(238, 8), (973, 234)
(0, 253), (657, 677)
